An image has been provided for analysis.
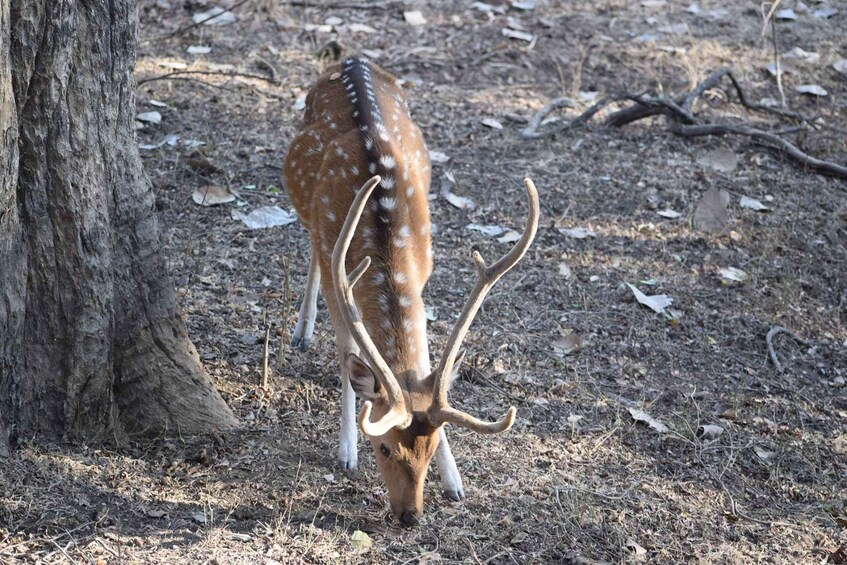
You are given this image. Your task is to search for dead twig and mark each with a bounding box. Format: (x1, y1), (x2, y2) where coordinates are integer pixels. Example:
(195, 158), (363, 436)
(277, 253), (293, 372)
(137, 69), (279, 86)
(761, 1), (787, 107)
(288, 0), (397, 8)
(766, 326), (810, 373)
(261, 312), (271, 388)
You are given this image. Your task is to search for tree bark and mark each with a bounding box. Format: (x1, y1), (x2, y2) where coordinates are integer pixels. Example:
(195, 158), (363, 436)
(0, 0), (237, 445)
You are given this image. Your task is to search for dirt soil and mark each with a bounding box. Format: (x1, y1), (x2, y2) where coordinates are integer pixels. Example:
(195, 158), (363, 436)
(2, 0), (847, 563)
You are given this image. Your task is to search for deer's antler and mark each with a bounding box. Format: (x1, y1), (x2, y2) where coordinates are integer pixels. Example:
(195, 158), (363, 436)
(332, 176), (412, 436)
(428, 178), (540, 433)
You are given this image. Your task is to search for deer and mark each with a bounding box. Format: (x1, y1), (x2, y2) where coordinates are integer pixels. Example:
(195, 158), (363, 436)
(282, 55), (539, 527)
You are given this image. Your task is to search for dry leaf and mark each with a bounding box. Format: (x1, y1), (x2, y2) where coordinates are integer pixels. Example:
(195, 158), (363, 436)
(775, 8), (797, 19)
(833, 59), (847, 74)
(628, 407), (669, 433)
(558, 262), (571, 278)
(510, 532), (529, 545)
(497, 229), (521, 243)
(192, 513), (207, 524)
(783, 46), (820, 64)
(192, 7), (236, 25)
(192, 185), (235, 206)
(350, 530), (373, 549)
(626, 539), (648, 557)
(481, 118), (504, 129)
(512, 1), (535, 9)
(136, 111), (162, 124)
(697, 424), (724, 439)
(657, 209), (682, 219)
(693, 188), (730, 233)
(765, 60), (796, 77)
(231, 206), (297, 230)
(719, 267), (748, 283)
(187, 46), (212, 54)
(186, 156), (222, 173)
(349, 22), (377, 33)
(552, 333), (583, 357)
(813, 5), (837, 17)
(467, 224), (504, 237)
(502, 28), (535, 42)
(739, 196), (768, 211)
(696, 147), (738, 173)
(795, 84), (828, 96)
(230, 533), (252, 542)
(429, 150), (450, 163)
(403, 10), (427, 26)
(440, 173), (476, 210)
(754, 446), (776, 462)
(718, 407), (737, 420)
(158, 61), (188, 69)
(559, 227), (596, 239)
(147, 509), (167, 518)
(658, 23), (689, 34)
(139, 133), (180, 150)
(626, 283), (673, 314)
(472, 2), (506, 14)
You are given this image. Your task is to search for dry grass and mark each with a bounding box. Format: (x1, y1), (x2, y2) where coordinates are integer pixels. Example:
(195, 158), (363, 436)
(2, 0), (847, 563)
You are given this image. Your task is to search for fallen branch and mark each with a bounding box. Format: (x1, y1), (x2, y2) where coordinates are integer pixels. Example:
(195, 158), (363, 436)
(523, 67), (847, 180)
(672, 123), (847, 178)
(137, 69), (279, 86)
(766, 326), (810, 373)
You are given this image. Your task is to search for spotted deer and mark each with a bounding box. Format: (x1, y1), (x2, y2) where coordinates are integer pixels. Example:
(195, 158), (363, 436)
(282, 56), (539, 526)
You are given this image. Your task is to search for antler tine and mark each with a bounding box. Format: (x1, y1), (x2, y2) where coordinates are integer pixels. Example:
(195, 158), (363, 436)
(428, 178), (540, 432)
(332, 175), (412, 436)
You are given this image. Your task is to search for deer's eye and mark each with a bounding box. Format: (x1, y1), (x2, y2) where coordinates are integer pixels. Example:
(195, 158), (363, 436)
(379, 443), (391, 457)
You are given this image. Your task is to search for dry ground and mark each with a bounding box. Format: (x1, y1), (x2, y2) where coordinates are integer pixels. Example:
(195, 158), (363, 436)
(2, 0), (847, 563)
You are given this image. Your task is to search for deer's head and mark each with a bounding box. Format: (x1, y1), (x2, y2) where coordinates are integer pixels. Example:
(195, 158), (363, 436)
(332, 176), (539, 526)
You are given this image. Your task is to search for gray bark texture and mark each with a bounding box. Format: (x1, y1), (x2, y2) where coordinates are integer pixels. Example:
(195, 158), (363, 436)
(0, 0), (237, 447)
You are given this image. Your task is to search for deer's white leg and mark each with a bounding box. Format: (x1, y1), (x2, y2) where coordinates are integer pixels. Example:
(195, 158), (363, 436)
(436, 427), (464, 500)
(338, 334), (359, 470)
(291, 251), (321, 350)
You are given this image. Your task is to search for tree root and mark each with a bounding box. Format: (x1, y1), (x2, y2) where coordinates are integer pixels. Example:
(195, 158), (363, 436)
(522, 67), (847, 181)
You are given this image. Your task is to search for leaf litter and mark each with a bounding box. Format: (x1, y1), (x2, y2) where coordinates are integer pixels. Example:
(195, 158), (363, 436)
(626, 283), (673, 314)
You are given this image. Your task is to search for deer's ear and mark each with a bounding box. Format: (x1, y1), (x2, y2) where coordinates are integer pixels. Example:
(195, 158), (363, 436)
(448, 349), (466, 387)
(346, 354), (384, 400)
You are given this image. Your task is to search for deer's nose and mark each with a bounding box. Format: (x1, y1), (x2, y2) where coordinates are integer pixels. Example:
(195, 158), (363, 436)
(398, 510), (420, 528)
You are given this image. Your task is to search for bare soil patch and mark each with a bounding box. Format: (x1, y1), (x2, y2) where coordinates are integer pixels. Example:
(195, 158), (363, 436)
(2, 1), (846, 563)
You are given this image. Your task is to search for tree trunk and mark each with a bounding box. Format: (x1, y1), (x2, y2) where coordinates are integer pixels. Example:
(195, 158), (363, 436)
(0, 0), (237, 446)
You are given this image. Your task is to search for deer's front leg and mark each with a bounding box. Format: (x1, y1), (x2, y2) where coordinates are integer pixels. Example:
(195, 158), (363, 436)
(436, 427), (465, 500)
(338, 367), (359, 470)
(336, 331), (360, 470)
(291, 250), (321, 350)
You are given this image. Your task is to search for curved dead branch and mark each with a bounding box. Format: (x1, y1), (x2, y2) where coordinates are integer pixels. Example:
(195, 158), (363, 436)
(522, 67), (847, 181)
